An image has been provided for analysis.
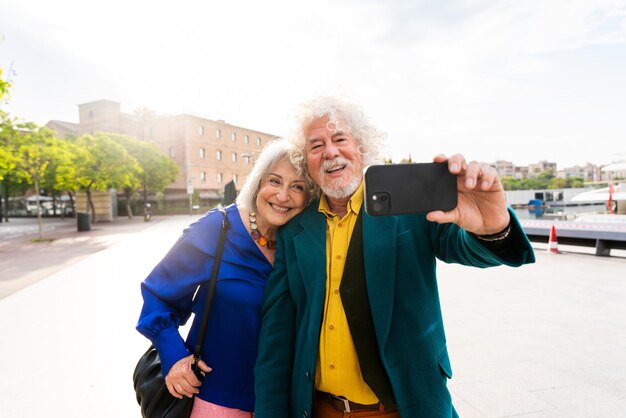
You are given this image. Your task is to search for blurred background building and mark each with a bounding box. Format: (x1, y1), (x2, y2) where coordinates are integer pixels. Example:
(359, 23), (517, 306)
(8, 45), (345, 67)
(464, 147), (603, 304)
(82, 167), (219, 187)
(46, 99), (276, 208)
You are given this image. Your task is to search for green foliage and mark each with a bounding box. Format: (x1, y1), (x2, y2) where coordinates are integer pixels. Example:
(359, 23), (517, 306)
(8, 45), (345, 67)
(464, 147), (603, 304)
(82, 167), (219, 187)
(48, 139), (79, 194)
(65, 132), (141, 218)
(567, 177), (585, 188)
(73, 132), (142, 192)
(109, 133), (178, 194)
(399, 154), (413, 163)
(7, 124), (62, 239)
(501, 171), (586, 190)
(548, 177), (568, 189)
(13, 125), (57, 185)
(0, 114), (18, 180)
(2, 115), (178, 220)
(0, 67), (10, 102)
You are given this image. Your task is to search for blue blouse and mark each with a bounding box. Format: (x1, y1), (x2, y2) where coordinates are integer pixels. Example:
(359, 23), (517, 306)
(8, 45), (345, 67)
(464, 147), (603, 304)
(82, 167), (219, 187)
(136, 204), (272, 411)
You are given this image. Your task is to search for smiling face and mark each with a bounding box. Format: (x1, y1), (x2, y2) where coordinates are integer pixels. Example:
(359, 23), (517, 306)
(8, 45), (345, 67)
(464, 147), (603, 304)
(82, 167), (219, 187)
(254, 158), (309, 232)
(304, 115), (364, 200)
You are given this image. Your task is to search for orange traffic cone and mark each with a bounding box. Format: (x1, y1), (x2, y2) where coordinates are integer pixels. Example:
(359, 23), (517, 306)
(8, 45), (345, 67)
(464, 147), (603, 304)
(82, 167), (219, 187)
(547, 225), (559, 253)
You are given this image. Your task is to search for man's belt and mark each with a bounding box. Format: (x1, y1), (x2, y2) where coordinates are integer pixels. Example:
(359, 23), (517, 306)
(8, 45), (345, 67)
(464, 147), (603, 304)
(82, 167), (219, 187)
(315, 390), (383, 413)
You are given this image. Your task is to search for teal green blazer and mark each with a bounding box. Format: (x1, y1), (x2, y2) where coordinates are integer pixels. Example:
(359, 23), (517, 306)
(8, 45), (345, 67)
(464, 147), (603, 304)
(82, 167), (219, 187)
(254, 202), (535, 418)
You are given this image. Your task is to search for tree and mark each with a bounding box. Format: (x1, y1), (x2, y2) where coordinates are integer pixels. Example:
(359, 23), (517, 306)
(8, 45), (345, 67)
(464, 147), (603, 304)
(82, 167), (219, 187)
(42, 136), (78, 218)
(501, 176), (520, 191)
(549, 177), (568, 189)
(566, 176), (584, 188)
(0, 72), (15, 221)
(0, 115), (18, 180)
(536, 170), (555, 187)
(399, 153), (413, 163)
(12, 124), (61, 240)
(73, 132), (142, 223)
(0, 114), (33, 222)
(110, 133), (178, 217)
(0, 120), (17, 222)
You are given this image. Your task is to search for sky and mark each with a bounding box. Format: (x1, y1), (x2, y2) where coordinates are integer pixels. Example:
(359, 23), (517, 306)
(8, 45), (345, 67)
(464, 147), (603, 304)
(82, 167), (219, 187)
(1, 0), (625, 169)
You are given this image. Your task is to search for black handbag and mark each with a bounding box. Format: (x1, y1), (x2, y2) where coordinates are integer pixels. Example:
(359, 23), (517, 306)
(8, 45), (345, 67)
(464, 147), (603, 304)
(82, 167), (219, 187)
(133, 209), (230, 418)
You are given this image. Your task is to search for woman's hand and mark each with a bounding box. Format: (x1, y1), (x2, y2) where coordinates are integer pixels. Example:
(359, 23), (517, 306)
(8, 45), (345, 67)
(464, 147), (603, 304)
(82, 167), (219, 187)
(426, 154), (510, 235)
(165, 354), (212, 399)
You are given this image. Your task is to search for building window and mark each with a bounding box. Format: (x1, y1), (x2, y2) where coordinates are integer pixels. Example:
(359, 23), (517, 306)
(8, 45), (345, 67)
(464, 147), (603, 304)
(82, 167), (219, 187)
(243, 155), (251, 165)
(256, 137), (262, 147)
(244, 135), (249, 144)
(89, 110), (94, 118)
(217, 172), (223, 183)
(198, 125), (204, 136)
(199, 148), (205, 159)
(231, 152), (237, 163)
(233, 174), (238, 184)
(216, 150), (222, 160)
(169, 147), (175, 158)
(231, 132), (236, 142)
(216, 129), (221, 138)
(200, 171), (206, 182)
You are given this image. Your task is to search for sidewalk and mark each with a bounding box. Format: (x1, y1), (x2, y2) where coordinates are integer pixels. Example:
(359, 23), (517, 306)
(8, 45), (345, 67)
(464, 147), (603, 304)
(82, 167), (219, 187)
(0, 214), (201, 418)
(0, 216), (159, 299)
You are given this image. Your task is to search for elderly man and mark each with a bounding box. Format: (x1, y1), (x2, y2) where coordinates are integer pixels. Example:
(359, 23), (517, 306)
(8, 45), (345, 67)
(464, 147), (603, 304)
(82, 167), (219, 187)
(254, 96), (535, 418)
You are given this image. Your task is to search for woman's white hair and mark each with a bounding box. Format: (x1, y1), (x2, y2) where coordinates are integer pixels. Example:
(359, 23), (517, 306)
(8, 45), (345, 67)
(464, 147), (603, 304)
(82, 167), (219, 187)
(288, 95), (387, 180)
(235, 138), (315, 211)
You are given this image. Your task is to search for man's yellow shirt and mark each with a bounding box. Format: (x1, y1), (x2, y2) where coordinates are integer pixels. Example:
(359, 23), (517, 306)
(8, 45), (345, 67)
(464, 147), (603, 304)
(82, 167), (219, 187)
(315, 182), (379, 404)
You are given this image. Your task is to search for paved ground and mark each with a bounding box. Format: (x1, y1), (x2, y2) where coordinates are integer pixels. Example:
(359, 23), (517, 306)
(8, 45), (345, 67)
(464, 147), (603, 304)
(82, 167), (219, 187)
(0, 216), (158, 299)
(0, 216), (625, 417)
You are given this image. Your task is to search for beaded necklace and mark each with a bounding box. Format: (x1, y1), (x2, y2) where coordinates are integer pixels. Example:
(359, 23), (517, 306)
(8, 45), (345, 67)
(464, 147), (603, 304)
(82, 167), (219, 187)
(248, 211), (276, 250)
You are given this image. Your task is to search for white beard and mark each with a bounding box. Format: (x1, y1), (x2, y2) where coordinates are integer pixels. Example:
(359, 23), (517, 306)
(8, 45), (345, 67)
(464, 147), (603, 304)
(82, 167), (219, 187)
(319, 157), (362, 199)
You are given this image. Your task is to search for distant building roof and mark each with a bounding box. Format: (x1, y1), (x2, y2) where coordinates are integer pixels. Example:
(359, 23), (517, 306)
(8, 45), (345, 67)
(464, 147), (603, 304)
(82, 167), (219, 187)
(45, 120), (80, 133)
(77, 99), (121, 107)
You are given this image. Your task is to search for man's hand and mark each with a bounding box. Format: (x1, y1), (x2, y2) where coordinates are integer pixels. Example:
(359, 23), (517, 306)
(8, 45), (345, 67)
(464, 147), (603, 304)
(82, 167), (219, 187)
(165, 354), (212, 399)
(426, 154), (510, 235)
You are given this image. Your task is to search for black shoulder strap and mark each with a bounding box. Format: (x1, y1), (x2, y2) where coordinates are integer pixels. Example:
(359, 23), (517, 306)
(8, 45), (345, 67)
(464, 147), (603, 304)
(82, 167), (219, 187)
(193, 209), (230, 359)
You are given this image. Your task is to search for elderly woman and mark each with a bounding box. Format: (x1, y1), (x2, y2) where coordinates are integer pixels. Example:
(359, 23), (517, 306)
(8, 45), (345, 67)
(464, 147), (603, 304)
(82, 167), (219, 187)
(136, 139), (314, 417)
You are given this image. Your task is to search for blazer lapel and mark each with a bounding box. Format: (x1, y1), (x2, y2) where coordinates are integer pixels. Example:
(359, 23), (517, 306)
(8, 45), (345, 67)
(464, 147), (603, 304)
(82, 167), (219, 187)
(362, 210), (398, 347)
(293, 204), (327, 301)
(291, 203), (398, 347)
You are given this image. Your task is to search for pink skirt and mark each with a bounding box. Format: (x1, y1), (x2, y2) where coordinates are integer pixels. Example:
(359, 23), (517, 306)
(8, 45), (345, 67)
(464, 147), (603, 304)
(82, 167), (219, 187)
(190, 397), (254, 418)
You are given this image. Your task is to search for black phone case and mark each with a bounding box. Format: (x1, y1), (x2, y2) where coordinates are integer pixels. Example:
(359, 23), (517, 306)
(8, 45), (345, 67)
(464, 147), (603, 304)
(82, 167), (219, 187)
(364, 162), (458, 216)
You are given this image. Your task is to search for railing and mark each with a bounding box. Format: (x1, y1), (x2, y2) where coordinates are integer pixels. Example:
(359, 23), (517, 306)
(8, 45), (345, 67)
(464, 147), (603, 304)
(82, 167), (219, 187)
(520, 218), (626, 256)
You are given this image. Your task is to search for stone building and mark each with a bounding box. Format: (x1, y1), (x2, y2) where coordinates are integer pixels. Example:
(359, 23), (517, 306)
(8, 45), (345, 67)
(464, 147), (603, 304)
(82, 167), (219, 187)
(46, 99), (277, 208)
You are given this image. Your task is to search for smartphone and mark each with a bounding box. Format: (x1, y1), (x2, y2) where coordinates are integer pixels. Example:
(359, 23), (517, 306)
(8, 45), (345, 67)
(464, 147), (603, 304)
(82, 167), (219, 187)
(364, 162), (458, 216)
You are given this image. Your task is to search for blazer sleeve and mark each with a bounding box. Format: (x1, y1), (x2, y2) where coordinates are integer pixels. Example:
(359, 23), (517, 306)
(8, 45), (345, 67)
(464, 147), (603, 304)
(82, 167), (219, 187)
(254, 228), (296, 418)
(428, 207), (536, 267)
(135, 210), (223, 377)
